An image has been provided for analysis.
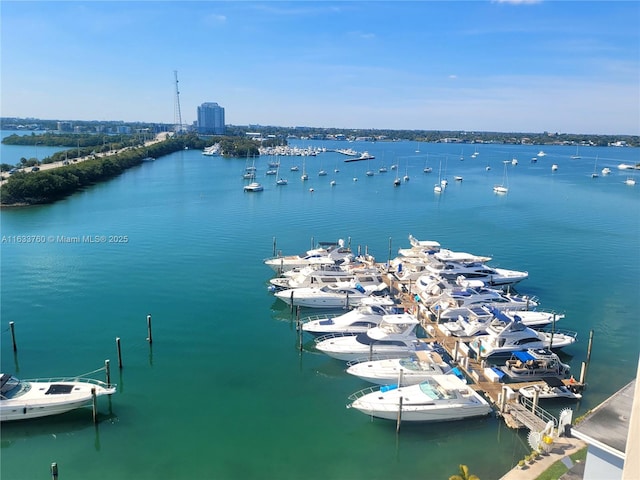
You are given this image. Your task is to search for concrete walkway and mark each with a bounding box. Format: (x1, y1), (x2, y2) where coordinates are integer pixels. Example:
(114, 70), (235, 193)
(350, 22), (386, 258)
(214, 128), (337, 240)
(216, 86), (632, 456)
(500, 436), (586, 480)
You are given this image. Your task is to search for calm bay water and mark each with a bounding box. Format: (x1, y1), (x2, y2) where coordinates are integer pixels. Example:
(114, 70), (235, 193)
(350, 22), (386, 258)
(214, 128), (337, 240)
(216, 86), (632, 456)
(1, 132), (639, 479)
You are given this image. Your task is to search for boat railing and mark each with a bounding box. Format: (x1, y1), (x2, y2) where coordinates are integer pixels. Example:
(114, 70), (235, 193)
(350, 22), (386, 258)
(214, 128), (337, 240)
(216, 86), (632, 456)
(346, 386), (383, 405)
(21, 376), (116, 390)
(300, 314), (336, 323)
(544, 328), (578, 339)
(314, 332), (356, 344)
(518, 395), (558, 427)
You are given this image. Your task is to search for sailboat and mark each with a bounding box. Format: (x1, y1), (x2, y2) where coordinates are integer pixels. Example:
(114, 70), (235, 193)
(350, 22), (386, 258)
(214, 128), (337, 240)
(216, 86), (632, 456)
(403, 161), (410, 182)
(591, 156), (599, 178)
(571, 146), (581, 159)
(434, 160), (443, 193)
(493, 162), (509, 194)
(301, 158), (308, 181)
(423, 154), (432, 173)
(275, 163), (288, 185)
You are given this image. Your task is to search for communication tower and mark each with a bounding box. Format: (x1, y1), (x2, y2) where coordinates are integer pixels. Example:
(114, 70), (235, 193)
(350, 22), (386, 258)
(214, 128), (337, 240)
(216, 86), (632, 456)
(173, 70), (184, 133)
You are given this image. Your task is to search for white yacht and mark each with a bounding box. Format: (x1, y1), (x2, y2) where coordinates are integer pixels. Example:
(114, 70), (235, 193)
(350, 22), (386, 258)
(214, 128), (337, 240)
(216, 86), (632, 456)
(426, 259), (528, 287)
(269, 266), (381, 292)
(315, 314), (423, 361)
(274, 281), (389, 309)
(439, 307), (564, 337)
(1, 373), (115, 422)
(346, 348), (453, 386)
(428, 287), (538, 321)
(347, 374), (492, 422)
(468, 312), (577, 359)
(264, 241), (353, 273)
(302, 298), (401, 336)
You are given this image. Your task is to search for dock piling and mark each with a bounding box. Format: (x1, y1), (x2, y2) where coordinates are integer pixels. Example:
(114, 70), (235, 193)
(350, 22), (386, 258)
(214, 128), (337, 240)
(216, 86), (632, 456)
(116, 337), (123, 369)
(146, 314), (153, 344)
(91, 387), (97, 423)
(51, 462), (58, 479)
(272, 236), (277, 257)
(105, 360), (111, 387)
(9, 321), (17, 352)
(396, 396), (403, 433)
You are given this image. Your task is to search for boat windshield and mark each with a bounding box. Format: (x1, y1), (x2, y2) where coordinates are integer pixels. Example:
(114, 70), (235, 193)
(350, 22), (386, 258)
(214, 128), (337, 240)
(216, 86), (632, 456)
(0, 376), (31, 399)
(419, 378), (455, 400)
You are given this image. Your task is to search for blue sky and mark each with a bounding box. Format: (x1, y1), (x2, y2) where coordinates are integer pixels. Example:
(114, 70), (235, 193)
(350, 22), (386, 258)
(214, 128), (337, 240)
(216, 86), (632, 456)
(2, 1), (638, 134)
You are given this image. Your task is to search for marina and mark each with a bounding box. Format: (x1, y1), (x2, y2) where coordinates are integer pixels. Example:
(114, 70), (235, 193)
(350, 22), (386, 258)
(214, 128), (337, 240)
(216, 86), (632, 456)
(0, 134), (638, 480)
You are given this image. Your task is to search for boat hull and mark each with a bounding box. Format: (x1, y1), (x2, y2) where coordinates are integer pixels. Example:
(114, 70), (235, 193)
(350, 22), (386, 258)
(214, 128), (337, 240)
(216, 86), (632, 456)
(1, 380), (115, 422)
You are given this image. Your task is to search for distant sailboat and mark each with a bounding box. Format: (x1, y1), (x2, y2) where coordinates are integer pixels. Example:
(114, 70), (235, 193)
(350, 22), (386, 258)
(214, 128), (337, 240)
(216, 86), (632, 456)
(423, 154), (432, 173)
(434, 160), (443, 193)
(591, 156), (599, 178)
(493, 162), (509, 194)
(571, 146), (582, 159)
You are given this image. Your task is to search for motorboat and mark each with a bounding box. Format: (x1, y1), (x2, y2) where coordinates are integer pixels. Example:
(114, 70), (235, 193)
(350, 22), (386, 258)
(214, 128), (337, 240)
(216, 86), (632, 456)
(347, 374), (492, 422)
(428, 286), (538, 321)
(268, 266), (381, 292)
(601, 167), (611, 176)
(344, 151), (375, 162)
(243, 182), (264, 192)
(426, 258), (528, 287)
(274, 281), (389, 309)
(202, 144), (220, 156)
(0, 373), (115, 422)
(264, 240), (353, 273)
(346, 348), (453, 386)
(518, 377), (582, 400)
(537, 151), (547, 157)
(468, 310), (577, 359)
(301, 297), (401, 336)
(499, 348), (572, 382)
(314, 313), (423, 361)
(438, 307), (564, 337)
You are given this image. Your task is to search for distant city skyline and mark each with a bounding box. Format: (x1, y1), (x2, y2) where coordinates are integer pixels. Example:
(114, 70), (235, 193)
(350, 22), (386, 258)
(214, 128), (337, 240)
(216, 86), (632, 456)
(2, 1), (639, 135)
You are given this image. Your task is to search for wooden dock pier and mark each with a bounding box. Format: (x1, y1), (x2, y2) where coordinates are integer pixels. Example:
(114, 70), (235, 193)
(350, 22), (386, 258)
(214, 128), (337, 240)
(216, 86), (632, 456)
(380, 269), (585, 431)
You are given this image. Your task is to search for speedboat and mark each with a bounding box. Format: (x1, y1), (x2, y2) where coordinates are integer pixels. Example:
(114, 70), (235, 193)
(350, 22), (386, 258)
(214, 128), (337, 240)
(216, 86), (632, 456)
(346, 348), (453, 386)
(426, 259), (528, 287)
(301, 297), (401, 336)
(499, 348), (572, 382)
(428, 286), (538, 321)
(314, 313), (423, 361)
(264, 240), (353, 273)
(274, 281), (389, 309)
(518, 377), (582, 400)
(347, 374), (492, 422)
(468, 311), (577, 359)
(243, 182), (263, 192)
(439, 307), (564, 337)
(0, 373), (115, 422)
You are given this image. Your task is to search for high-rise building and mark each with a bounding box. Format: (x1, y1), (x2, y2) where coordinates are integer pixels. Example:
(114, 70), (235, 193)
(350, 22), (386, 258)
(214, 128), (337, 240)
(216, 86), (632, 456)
(197, 102), (225, 134)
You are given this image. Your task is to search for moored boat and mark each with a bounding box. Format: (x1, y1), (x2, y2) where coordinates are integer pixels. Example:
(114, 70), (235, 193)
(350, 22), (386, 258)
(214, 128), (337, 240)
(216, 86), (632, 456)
(347, 374), (492, 422)
(346, 348), (454, 386)
(499, 348), (572, 382)
(0, 373), (115, 422)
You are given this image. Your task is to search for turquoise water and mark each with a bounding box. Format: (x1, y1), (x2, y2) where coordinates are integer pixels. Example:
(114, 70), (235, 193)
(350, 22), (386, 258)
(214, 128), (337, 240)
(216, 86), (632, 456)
(1, 134), (639, 479)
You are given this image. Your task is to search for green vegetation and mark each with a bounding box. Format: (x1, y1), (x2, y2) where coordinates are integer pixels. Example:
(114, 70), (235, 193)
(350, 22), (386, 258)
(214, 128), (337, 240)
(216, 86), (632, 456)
(1, 134), (198, 206)
(530, 446), (587, 480)
(449, 464), (480, 480)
